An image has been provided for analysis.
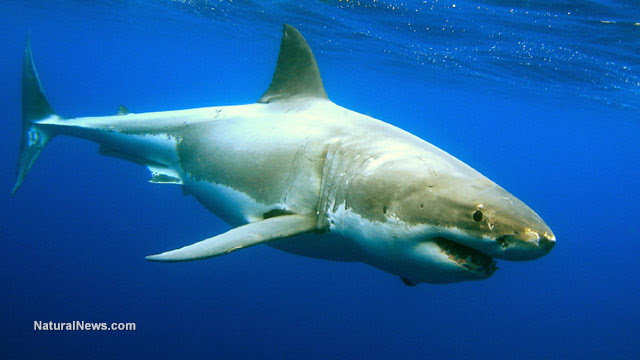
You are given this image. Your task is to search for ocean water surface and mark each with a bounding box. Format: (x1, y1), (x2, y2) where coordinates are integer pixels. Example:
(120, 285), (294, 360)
(1, 1), (639, 359)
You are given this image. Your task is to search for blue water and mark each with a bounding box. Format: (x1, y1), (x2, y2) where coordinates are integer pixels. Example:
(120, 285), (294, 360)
(1, 1), (639, 359)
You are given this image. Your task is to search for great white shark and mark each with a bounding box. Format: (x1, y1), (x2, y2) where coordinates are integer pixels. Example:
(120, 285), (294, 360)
(13, 25), (555, 285)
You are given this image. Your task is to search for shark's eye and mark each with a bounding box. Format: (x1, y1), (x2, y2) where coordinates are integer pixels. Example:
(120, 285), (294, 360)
(472, 210), (483, 222)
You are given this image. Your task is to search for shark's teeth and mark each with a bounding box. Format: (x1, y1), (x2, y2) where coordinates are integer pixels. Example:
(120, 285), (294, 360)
(433, 237), (497, 276)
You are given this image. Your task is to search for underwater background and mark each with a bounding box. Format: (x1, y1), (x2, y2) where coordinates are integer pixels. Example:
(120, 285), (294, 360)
(1, 1), (639, 359)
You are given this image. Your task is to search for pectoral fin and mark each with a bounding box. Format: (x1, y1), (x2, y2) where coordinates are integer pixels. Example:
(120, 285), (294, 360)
(401, 277), (419, 286)
(145, 214), (317, 262)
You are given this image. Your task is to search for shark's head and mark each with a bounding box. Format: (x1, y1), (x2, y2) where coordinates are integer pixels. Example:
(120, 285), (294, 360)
(445, 183), (556, 262)
(344, 149), (555, 284)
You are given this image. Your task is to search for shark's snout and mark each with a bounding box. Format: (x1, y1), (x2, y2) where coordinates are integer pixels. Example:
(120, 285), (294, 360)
(494, 228), (555, 261)
(539, 231), (556, 253)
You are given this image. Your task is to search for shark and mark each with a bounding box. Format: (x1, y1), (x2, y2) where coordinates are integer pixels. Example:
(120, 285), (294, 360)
(13, 25), (555, 285)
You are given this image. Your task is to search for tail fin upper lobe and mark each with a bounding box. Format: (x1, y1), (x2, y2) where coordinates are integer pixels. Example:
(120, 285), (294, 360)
(13, 37), (59, 195)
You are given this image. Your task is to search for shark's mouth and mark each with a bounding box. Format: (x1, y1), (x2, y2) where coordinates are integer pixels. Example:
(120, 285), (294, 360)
(433, 237), (498, 277)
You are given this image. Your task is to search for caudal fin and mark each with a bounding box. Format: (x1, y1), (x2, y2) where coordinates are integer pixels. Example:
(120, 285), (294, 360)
(12, 36), (59, 196)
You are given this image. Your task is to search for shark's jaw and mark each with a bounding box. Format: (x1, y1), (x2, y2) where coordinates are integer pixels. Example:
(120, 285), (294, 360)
(326, 204), (502, 284)
(432, 237), (498, 277)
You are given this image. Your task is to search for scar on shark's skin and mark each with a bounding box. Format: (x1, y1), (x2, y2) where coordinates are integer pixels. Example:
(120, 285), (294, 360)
(13, 25), (555, 285)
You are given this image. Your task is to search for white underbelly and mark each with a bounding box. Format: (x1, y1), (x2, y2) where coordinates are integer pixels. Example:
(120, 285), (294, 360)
(183, 177), (273, 226)
(182, 177), (360, 262)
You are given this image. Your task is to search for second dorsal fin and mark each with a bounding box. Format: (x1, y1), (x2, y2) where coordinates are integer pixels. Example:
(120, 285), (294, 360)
(117, 104), (130, 115)
(258, 24), (328, 103)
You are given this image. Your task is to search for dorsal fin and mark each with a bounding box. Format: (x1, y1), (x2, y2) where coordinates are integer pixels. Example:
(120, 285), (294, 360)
(258, 24), (328, 103)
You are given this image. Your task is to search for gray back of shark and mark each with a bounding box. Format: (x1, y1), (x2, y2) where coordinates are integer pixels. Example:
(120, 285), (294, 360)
(13, 25), (555, 285)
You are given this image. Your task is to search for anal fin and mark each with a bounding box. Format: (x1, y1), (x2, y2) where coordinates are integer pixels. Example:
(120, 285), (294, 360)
(98, 146), (182, 184)
(147, 164), (182, 184)
(146, 214), (317, 262)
